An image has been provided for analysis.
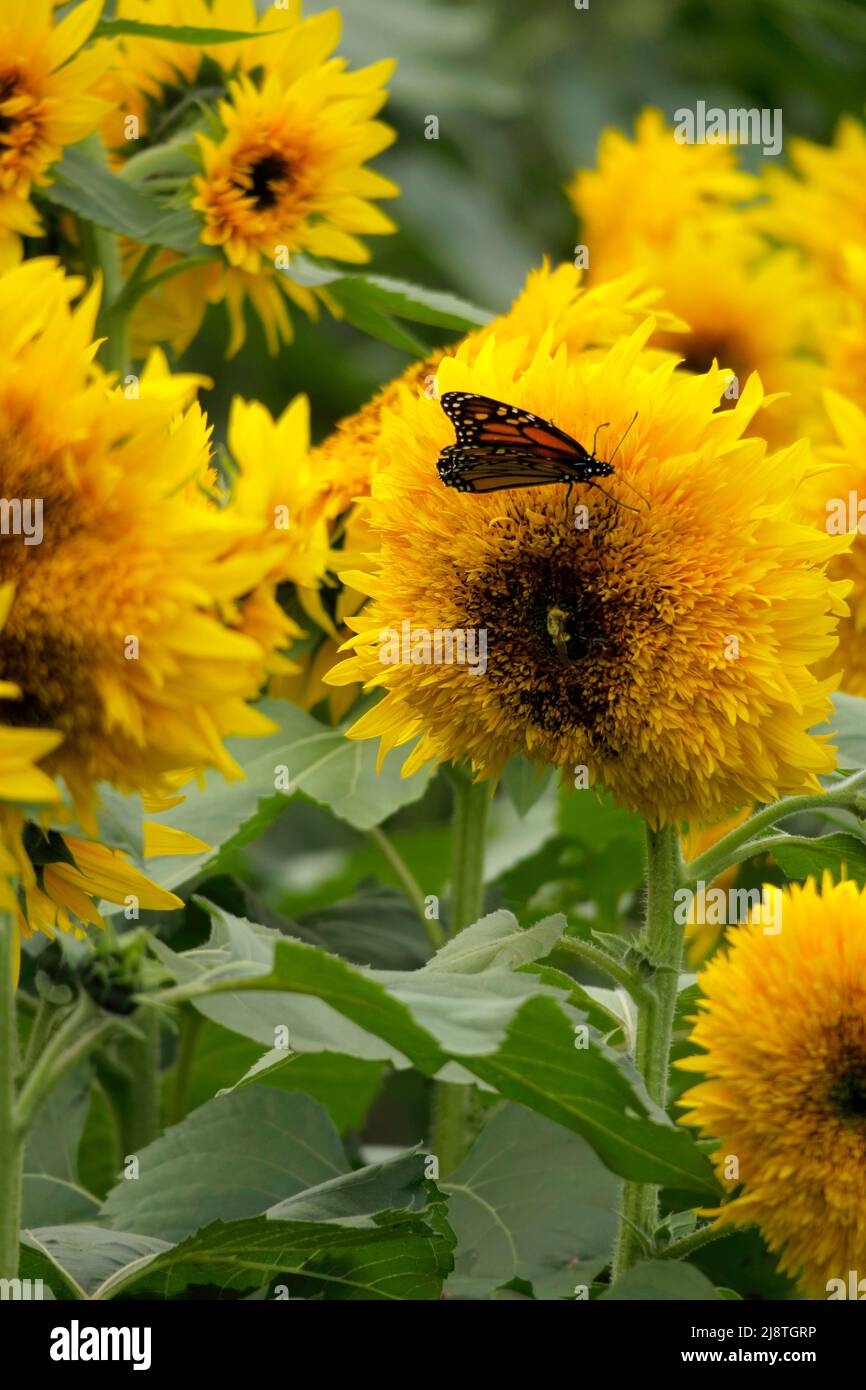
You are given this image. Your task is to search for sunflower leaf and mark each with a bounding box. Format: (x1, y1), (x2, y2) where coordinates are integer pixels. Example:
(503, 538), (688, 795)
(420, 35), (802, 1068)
(92, 20), (263, 44)
(151, 902), (720, 1196)
(40, 144), (207, 257)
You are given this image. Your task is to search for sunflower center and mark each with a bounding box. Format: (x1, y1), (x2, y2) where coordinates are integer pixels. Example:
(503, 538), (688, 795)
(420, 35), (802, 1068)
(244, 153), (291, 211)
(0, 73), (20, 137)
(828, 1068), (866, 1126)
(458, 509), (658, 754)
(0, 628), (101, 752)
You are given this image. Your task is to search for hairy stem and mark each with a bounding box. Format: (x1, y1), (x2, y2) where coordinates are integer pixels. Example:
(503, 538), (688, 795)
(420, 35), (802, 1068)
(0, 912), (21, 1280)
(611, 824), (684, 1281)
(430, 773), (489, 1175)
(368, 826), (445, 951)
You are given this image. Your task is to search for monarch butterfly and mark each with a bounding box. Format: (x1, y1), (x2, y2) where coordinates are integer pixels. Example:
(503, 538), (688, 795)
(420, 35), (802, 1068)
(436, 392), (647, 511)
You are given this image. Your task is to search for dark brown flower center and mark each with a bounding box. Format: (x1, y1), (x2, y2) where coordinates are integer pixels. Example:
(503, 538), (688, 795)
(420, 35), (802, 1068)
(828, 1068), (866, 1126)
(456, 502), (664, 757)
(245, 154), (290, 211)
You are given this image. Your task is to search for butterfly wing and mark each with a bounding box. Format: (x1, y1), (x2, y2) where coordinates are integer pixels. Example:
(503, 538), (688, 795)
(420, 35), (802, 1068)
(438, 392), (603, 493)
(437, 444), (579, 492)
(440, 392), (593, 460)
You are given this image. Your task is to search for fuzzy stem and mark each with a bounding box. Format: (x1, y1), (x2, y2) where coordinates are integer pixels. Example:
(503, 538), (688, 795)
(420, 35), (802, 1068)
(169, 1005), (203, 1128)
(430, 774), (489, 1175)
(116, 1008), (162, 1154)
(368, 826), (445, 951)
(0, 912), (22, 1280)
(611, 824), (684, 1281)
(683, 769), (866, 885)
(557, 935), (653, 1003)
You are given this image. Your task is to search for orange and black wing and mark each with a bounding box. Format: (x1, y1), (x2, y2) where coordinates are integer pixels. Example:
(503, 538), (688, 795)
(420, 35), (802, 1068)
(437, 392), (601, 494)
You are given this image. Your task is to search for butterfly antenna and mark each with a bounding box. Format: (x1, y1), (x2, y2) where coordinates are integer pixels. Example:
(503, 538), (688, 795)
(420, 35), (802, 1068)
(587, 480), (642, 515)
(590, 421), (610, 456)
(607, 411), (651, 511)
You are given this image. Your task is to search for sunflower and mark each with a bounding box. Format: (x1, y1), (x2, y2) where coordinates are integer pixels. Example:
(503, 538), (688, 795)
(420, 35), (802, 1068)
(312, 259), (685, 520)
(325, 325), (848, 826)
(223, 392), (339, 674)
(568, 111), (820, 442)
(800, 389), (866, 697)
(757, 113), (866, 285)
(106, 6), (397, 356)
(566, 107), (757, 282)
(679, 874), (866, 1297)
(0, 0), (112, 260)
(1, 809), (205, 981)
(0, 258), (281, 830)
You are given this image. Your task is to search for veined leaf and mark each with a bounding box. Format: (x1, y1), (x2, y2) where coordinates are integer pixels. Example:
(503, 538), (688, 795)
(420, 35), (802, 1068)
(40, 145), (206, 256)
(153, 903), (719, 1196)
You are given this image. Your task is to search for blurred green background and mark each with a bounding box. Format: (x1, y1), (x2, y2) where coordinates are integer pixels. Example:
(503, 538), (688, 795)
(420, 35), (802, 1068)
(180, 0), (866, 440)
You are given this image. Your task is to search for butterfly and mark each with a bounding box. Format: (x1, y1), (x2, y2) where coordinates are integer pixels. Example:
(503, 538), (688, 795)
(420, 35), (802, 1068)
(436, 392), (647, 511)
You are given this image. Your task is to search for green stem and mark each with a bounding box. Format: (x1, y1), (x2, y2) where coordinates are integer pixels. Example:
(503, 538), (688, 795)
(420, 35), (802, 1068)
(0, 912), (22, 1280)
(447, 770), (489, 939)
(368, 826), (445, 950)
(611, 824), (683, 1282)
(21, 995), (57, 1073)
(169, 1006), (203, 1128)
(657, 1222), (726, 1262)
(16, 996), (114, 1132)
(430, 773), (489, 1176)
(115, 1008), (162, 1154)
(684, 768), (866, 886)
(557, 935), (652, 1003)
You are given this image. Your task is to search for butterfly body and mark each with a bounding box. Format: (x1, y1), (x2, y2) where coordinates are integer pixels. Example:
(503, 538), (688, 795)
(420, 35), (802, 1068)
(437, 391), (615, 495)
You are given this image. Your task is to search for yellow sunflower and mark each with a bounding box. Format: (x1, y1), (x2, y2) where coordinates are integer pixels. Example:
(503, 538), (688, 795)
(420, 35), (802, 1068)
(191, 60), (395, 267)
(312, 259), (685, 519)
(325, 325), (848, 826)
(0, 0), (112, 260)
(223, 392), (339, 674)
(99, 0), (307, 149)
(1, 808), (206, 981)
(679, 874), (866, 1297)
(107, 6), (397, 356)
(566, 107), (757, 282)
(568, 110), (821, 443)
(757, 113), (866, 285)
(801, 389), (866, 696)
(0, 258), (281, 830)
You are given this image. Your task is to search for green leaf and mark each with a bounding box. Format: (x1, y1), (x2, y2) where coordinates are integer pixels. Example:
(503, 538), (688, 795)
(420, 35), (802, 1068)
(40, 145), (205, 256)
(174, 1018), (383, 1131)
(813, 692), (866, 773)
(444, 1104), (618, 1298)
(421, 909), (564, 974)
(690, 1228), (799, 1301)
(111, 1152), (453, 1300)
(294, 886), (433, 969)
(502, 755), (554, 817)
(20, 1228), (170, 1301)
(22, 1070), (101, 1226)
(601, 1258), (723, 1300)
(133, 700), (434, 898)
(155, 904), (718, 1195)
(93, 19), (262, 43)
(558, 786), (644, 850)
(465, 996), (718, 1196)
(285, 257), (493, 351)
(102, 1089), (348, 1243)
(772, 831), (866, 886)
